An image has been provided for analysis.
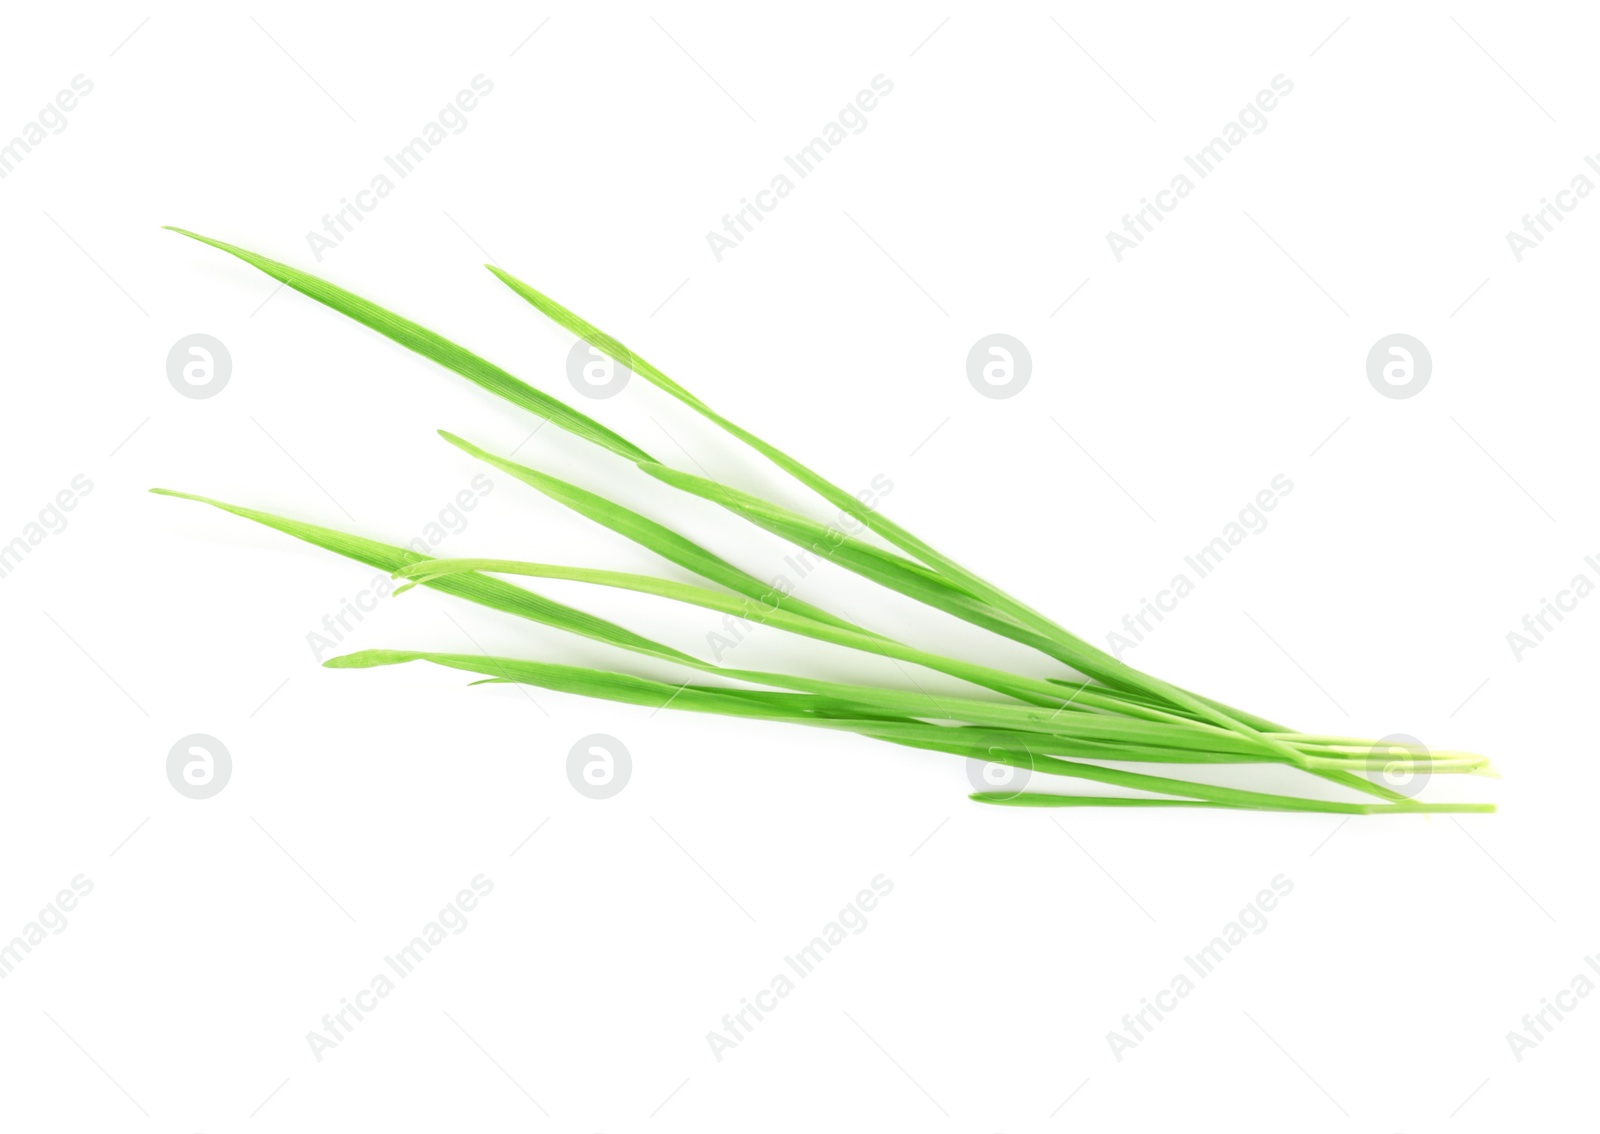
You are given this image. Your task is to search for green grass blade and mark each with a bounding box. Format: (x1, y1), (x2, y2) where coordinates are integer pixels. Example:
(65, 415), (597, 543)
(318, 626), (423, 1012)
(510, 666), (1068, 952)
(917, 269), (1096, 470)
(875, 730), (1460, 813)
(163, 228), (652, 463)
(855, 724), (1269, 765)
(150, 488), (702, 667)
(394, 556), (1196, 724)
(972, 796), (1241, 809)
(328, 647), (1407, 811)
(320, 632), (1298, 758)
(974, 792), (1496, 815)
(329, 648), (816, 718)
(871, 718), (1383, 804)
(437, 431), (868, 637)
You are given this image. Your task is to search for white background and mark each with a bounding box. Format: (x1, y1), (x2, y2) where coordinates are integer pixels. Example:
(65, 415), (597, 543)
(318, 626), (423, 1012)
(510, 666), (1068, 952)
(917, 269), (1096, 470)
(0, 1), (1592, 1130)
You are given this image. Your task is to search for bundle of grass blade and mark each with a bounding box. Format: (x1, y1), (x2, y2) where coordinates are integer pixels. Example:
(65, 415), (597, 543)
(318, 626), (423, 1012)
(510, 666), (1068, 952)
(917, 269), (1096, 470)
(154, 228), (1496, 815)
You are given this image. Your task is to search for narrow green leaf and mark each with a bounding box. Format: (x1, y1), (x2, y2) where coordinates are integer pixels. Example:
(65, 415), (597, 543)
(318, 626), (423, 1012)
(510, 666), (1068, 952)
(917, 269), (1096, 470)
(975, 792), (1496, 815)
(327, 647), (1441, 812)
(437, 431), (868, 637)
(318, 641), (1313, 766)
(163, 227), (652, 463)
(393, 557), (1203, 722)
(150, 488), (699, 667)
(970, 796), (1239, 809)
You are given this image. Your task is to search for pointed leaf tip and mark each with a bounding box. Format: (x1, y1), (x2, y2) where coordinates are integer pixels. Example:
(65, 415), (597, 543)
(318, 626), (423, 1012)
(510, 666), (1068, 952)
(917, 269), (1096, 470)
(149, 487), (206, 503)
(163, 225), (211, 243)
(437, 430), (485, 458)
(324, 650), (393, 669)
